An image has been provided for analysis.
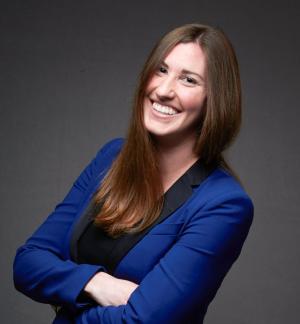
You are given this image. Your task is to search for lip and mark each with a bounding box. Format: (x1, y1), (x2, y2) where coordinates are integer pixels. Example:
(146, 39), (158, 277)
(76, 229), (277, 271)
(148, 99), (181, 119)
(150, 99), (181, 113)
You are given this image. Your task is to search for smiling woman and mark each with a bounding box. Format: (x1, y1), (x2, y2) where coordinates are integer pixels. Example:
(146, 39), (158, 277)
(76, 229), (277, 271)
(13, 23), (253, 324)
(143, 42), (207, 143)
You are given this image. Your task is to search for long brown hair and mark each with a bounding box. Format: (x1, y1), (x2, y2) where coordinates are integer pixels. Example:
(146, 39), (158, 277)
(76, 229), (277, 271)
(93, 23), (242, 238)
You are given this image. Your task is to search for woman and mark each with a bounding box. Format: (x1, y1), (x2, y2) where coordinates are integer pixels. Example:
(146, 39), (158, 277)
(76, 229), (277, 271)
(13, 23), (254, 323)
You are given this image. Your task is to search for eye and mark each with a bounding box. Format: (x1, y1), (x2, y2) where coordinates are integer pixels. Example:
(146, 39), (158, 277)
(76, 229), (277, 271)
(157, 65), (167, 74)
(183, 76), (198, 85)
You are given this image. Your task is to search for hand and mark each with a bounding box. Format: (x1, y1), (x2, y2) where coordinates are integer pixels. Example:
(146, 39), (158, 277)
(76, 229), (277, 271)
(83, 271), (139, 306)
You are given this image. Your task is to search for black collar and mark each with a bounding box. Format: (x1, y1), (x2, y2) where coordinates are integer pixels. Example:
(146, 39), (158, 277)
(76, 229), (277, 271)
(70, 158), (217, 274)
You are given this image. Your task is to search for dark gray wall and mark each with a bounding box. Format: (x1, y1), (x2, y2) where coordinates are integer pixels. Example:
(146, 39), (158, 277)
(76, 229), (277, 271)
(1, 1), (299, 323)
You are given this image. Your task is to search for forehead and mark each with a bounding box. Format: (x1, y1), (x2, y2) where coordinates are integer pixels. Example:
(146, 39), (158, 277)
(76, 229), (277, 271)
(162, 42), (206, 74)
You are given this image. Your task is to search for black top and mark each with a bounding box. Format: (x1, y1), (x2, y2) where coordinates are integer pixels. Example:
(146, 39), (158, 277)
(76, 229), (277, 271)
(77, 217), (130, 273)
(75, 158), (217, 275)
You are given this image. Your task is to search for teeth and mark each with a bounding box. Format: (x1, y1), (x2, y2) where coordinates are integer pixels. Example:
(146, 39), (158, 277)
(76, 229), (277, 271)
(152, 102), (179, 115)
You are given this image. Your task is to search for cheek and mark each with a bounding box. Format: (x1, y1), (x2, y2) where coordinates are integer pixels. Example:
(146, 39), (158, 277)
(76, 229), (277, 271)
(145, 76), (160, 93)
(181, 92), (206, 111)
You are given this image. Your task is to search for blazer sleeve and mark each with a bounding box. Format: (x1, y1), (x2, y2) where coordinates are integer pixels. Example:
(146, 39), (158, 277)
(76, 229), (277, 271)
(74, 190), (254, 324)
(13, 138), (121, 313)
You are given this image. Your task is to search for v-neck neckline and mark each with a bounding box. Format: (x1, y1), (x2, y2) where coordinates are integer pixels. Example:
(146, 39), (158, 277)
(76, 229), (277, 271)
(162, 157), (202, 195)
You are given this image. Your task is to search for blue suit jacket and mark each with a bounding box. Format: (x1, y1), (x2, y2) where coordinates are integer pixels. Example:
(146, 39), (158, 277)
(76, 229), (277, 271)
(13, 138), (254, 323)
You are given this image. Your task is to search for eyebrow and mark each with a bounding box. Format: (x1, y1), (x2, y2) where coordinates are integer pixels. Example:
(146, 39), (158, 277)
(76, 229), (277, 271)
(161, 61), (205, 82)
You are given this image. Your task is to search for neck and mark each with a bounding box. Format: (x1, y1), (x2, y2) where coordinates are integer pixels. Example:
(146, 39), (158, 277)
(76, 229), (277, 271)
(153, 133), (200, 189)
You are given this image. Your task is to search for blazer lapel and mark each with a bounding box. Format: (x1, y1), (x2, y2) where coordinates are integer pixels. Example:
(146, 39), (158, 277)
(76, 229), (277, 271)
(155, 157), (216, 225)
(70, 158), (217, 274)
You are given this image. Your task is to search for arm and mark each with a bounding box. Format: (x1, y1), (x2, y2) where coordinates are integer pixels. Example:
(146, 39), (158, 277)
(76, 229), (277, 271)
(13, 138), (122, 313)
(83, 271), (138, 307)
(75, 191), (254, 323)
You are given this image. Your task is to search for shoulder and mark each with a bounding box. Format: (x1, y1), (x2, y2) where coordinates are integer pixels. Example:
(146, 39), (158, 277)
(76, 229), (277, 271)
(202, 167), (252, 197)
(192, 167), (254, 224)
(93, 137), (125, 164)
(82, 138), (125, 181)
(96, 137), (125, 158)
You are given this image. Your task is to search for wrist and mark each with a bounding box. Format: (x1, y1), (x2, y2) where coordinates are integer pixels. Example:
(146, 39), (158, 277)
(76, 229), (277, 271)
(84, 271), (109, 296)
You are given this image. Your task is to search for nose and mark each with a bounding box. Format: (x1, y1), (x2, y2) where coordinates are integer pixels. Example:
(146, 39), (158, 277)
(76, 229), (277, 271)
(155, 76), (175, 99)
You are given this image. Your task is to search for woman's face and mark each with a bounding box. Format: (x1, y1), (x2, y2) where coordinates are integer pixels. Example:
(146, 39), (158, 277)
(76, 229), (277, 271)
(143, 42), (207, 142)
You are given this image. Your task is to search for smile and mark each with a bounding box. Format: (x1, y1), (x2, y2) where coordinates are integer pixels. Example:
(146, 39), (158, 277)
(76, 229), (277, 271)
(152, 101), (180, 115)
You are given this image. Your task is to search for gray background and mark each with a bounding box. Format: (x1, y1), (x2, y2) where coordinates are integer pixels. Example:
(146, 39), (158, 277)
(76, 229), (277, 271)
(1, 0), (299, 323)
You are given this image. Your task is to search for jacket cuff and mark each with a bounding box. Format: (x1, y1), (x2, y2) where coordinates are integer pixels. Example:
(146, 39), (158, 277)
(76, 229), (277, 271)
(68, 264), (107, 312)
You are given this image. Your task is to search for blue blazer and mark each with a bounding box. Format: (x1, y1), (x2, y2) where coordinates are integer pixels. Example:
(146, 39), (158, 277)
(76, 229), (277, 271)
(13, 138), (254, 323)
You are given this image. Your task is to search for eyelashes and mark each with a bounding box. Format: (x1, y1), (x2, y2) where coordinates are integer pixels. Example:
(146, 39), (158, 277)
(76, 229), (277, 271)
(158, 66), (167, 74)
(155, 65), (199, 86)
(183, 76), (197, 85)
